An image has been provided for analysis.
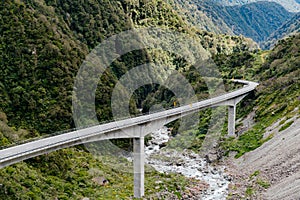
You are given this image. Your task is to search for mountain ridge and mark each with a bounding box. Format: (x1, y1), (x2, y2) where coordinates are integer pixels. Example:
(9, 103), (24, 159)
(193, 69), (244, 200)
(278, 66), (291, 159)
(212, 0), (300, 12)
(262, 12), (300, 49)
(174, 0), (293, 44)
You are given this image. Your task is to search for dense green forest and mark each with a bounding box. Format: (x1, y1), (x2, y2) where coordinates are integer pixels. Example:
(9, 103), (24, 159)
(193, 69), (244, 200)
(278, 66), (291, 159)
(0, 0), (254, 135)
(0, 0), (299, 199)
(211, 0), (300, 13)
(174, 0), (293, 44)
(263, 12), (300, 49)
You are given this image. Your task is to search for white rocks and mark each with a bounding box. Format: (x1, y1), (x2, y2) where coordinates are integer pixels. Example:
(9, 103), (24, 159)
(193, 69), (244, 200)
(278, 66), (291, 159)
(145, 127), (231, 200)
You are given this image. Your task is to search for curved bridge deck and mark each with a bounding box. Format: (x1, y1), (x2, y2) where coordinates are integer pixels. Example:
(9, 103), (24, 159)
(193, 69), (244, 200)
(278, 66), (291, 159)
(0, 79), (259, 198)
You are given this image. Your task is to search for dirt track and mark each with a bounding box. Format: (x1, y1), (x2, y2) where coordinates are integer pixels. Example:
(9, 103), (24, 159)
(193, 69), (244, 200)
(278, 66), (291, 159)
(231, 112), (300, 199)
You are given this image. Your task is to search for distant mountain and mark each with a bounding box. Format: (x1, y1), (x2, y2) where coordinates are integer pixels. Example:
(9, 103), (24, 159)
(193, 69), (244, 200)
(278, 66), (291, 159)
(212, 0), (300, 12)
(172, 0), (234, 35)
(174, 0), (293, 44)
(262, 13), (300, 49)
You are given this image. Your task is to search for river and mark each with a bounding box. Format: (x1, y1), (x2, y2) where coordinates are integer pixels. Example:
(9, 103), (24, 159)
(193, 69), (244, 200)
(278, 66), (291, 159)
(144, 127), (230, 199)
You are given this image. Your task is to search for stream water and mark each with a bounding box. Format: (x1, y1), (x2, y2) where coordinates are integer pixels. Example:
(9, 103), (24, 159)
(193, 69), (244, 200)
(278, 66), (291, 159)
(144, 127), (230, 199)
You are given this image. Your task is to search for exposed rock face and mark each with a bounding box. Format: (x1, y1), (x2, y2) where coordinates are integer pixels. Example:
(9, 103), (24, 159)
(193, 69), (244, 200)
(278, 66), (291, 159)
(228, 113), (300, 199)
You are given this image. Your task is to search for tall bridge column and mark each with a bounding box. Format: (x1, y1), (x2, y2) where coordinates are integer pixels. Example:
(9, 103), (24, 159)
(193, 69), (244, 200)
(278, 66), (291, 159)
(133, 137), (145, 198)
(228, 105), (236, 136)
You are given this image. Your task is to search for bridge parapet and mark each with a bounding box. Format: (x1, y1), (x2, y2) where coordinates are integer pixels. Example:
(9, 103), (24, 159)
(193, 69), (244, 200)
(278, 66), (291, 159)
(0, 80), (259, 198)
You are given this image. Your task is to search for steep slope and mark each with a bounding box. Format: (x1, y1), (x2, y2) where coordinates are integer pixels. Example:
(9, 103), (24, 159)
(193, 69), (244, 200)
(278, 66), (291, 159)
(0, 0), (257, 134)
(172, 0), (234, 35)
(0, 0), (259, 199)
(0, 0), (149, 134)
(262, 12), (300, 49)
(215, 1), (293, 43)
(216, 34), (300, 198)
(218, 33), (299, 157)
(212, 0), (300, 12)
(235, 114), (300, 199)
(174, 0), (293, 44)
(0, 0), (89, 133)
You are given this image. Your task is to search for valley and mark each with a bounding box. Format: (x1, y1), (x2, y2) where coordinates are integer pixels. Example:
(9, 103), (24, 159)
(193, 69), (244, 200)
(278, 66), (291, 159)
(0, 0), (299, 199)
(211, 0), (300, 12)
(174, 0), (297, 45)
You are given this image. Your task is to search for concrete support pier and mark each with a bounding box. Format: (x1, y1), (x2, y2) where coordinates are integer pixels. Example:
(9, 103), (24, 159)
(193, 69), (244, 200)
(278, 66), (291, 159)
(133, 137), (145, 198)
(228, 105), (236, 136)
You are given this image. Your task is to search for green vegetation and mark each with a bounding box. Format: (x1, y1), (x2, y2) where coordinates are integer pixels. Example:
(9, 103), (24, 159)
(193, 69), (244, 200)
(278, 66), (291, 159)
(174, 0), (293, 43)
(220, 123), (273, 158)
(232, 170), (271, 198)
(263, 13), (300, 49)
(0, 115), (191, 199)
(0, 0), (88, 133)
(0, 0), (299, 198)
(249, 170), (260, 179)
(279, 120), (294, 132)
(0, 0), (259, 199)
(218, 34), (300, 158)
(245, 187), (254, 196)
(256, 179), (271, 189)
(0, 0), (252, 134)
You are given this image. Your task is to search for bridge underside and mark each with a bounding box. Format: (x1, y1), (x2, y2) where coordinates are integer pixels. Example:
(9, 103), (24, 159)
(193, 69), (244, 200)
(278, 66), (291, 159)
(129, 94), (248, 198)
(0, 80), (258, 198)
(0, 95), (247, 198)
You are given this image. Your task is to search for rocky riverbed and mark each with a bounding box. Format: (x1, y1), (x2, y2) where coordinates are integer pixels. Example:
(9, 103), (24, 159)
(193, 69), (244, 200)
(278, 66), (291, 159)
(145, 127), (231, 199)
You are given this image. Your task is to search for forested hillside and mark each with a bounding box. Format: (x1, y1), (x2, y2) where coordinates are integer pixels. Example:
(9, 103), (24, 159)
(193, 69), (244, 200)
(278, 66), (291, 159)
(216, 34), (299, 199)
(174, 0), (293, 44)
(172, 0), (234, 35)
(216, 34), (299, 158)
(0, 0), (260, 199)
(0, 0), (299, 198)
(263, 13), (300, 49)
(0, 0), (136, 133)
(0, 0), (256, 135)
(212, 0), (300, 12)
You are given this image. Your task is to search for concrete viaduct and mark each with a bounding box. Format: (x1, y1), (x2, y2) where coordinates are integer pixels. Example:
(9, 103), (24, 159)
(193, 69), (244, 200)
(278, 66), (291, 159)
(0, 79), (258, 198)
